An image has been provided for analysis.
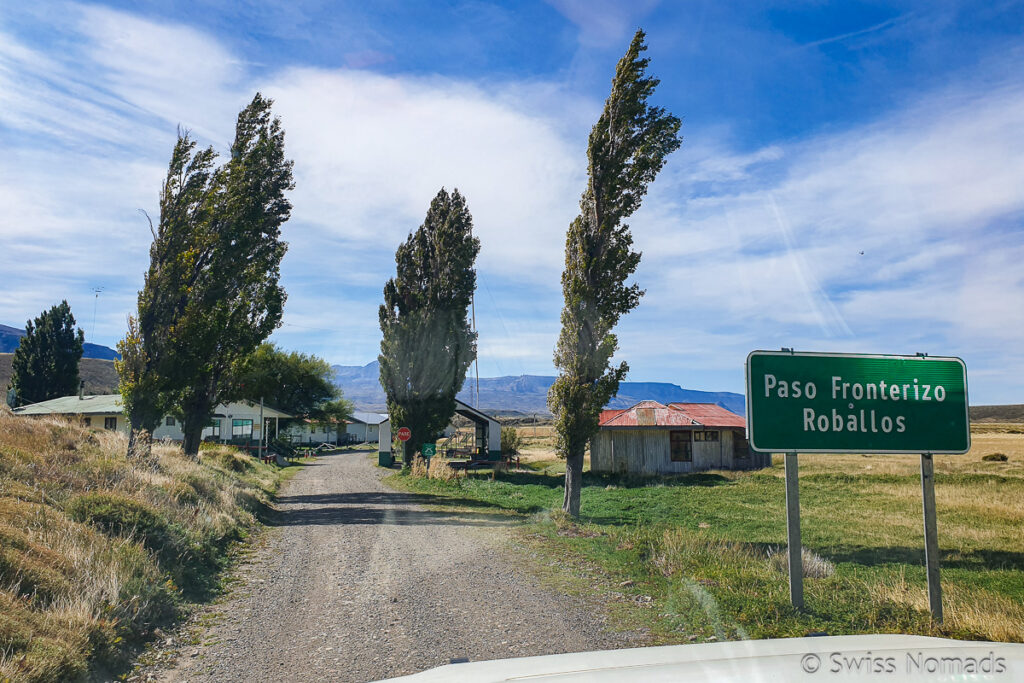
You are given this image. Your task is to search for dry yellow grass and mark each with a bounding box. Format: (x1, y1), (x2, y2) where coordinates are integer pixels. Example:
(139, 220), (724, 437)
(868, 567), (1024, 642)
(0, 407), (282, 682)
(767, 429), (1024, 478)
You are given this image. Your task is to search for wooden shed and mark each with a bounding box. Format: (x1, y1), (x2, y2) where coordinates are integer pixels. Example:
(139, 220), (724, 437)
(590, 400), (770, 475)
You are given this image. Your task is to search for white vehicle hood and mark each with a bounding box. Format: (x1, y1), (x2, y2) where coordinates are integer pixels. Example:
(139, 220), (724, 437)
(378, 634), (1023, 682)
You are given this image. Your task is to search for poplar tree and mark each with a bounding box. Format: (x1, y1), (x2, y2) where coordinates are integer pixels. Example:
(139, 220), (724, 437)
(121, 93), (293, 457)
(9, 301), (84, 405)
(548, 30), (681, 517)
(172, 93), (294, 455)
(379, 188), (480, 465)
(118, 133), (217, 458)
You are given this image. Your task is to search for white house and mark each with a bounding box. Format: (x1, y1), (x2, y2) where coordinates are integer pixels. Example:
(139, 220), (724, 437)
(280, 411), (388, 445)
(12, 394), (292, 445)
(284, 419), (349, 445)
(346, 411), (388, 443)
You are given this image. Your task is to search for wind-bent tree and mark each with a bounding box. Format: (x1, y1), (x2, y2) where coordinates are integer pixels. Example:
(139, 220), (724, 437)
(548, 30), (681, 517)
(9, 301), (84, 405)
(122, 94), (292, 457)
(379, 188), (480, 465)
(172, 94), (294, 456)
(118, 133), (217, 458)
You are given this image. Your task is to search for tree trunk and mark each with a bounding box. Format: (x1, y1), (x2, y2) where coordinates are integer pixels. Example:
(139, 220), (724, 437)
(127, 428), (152, 460)
(563, 446), (585, 518)
(404, 438), (415, 466)
(182, 414), (205, 457)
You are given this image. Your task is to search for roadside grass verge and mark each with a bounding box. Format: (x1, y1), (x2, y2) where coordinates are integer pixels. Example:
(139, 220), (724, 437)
(386, 451), (1024, 644)
(0, 408), (298, 682)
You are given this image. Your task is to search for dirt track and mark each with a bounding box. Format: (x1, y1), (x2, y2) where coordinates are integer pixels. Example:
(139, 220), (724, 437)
(152, 450), (635, 682)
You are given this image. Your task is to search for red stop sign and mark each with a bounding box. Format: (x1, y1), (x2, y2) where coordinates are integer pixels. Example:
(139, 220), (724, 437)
(397, 427), (412, 442)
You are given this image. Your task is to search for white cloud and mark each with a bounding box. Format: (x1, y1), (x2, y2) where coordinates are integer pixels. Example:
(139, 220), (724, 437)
(620, 80), (1024, 400)
(1, 4), (1023, 405)
(263, 67), (585, 279)
(545, 0), (661, 47)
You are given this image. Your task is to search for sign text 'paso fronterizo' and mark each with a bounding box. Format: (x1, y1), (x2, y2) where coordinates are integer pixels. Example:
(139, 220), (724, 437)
(745, 351), (970, 454)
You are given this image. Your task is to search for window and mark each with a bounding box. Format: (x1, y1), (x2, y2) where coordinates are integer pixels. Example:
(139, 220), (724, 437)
(694, 430), (719, 442)
(165, 416), (175, 426)
(670, 430), (692, 462)
(208, 419), (221, 437)
(232, 419), (253, 438)
(82, 417), (91, 427)
(104, 417), (117, 430)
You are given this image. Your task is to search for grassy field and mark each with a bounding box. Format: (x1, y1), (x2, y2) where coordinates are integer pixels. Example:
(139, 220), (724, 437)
(387, 425), (1024, 644)
(0, 408), (299, 682)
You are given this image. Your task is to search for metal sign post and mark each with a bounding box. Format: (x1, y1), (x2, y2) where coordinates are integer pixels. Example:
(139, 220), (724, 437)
(920, 453), (943, 623)
(745, 350), (968, 621)
(784, 452), (803, 610)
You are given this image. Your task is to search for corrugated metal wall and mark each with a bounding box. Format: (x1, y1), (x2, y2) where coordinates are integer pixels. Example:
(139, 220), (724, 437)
(592, 428), (770, 474)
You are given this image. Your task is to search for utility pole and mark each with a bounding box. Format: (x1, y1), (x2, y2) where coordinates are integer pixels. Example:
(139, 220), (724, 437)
(258, 397), (264, 460)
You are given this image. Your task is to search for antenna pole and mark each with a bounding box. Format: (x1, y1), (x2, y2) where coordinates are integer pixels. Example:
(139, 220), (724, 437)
(90, 287), (103, 342)
(472, 292), (480, 408)
(470, 221), (480, 410)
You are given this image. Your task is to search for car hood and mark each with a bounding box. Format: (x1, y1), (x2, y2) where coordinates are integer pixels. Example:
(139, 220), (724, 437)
(377, 634), (1023, 682)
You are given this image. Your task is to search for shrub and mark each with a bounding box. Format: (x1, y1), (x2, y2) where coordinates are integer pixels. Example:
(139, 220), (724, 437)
(410, 456), (428, 478)
(767, 546), (836, 579)
(501, 426), (523, 455)
(65, 493), (178, 562)
(208, 450), (255, 473)
(427, 457), (457, 482)
(982, 453), (1008, 462)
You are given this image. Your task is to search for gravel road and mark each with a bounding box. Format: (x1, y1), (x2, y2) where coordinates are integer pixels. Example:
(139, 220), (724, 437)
(152, 450), (637, 683)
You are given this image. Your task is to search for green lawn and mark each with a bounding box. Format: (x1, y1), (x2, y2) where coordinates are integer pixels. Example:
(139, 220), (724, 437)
(386, 455), (1024, 644)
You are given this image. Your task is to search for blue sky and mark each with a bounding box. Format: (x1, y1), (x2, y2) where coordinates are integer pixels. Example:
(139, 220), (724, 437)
(2, 1), (1024, 404)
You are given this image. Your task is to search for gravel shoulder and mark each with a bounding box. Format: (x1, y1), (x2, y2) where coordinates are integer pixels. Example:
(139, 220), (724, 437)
(148, 449), (639, 683)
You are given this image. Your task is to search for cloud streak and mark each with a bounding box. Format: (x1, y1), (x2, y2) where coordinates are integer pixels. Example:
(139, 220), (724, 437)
(1, 4), (1022, 405)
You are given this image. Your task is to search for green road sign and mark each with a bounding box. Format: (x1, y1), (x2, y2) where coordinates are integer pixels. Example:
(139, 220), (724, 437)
(746, 351), (970, 454)
(422, 442), (436, 458)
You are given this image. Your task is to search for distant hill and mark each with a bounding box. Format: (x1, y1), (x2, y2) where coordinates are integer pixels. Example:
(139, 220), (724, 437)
(0, 323), (119, 360)
(332, 361), (747, 416)
(969, 405), (1024, 423)
(0, 354), (120, 397)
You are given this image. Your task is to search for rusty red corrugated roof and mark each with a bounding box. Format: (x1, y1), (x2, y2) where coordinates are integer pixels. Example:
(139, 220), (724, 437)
(599, 409), (626, 424)
(599, 401), (698, 427)
(668, 402), (746, 428)
(597, 400), (746, 428)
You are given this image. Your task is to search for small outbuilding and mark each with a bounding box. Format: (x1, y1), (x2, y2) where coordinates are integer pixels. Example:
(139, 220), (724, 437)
(378, 398), (500, 465)
(590, 400), (769, 475)
(346, 411), (389, 443)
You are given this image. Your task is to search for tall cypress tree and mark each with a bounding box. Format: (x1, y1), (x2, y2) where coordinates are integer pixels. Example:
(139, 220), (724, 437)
(379, 188), (480, 465)
(9, 301), (85, 405)
(548, 30), (681, 517)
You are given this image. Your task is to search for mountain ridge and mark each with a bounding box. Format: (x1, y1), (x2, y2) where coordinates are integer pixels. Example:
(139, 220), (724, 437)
(332, 361), (747, 416)
(0, 323), (120, 360)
